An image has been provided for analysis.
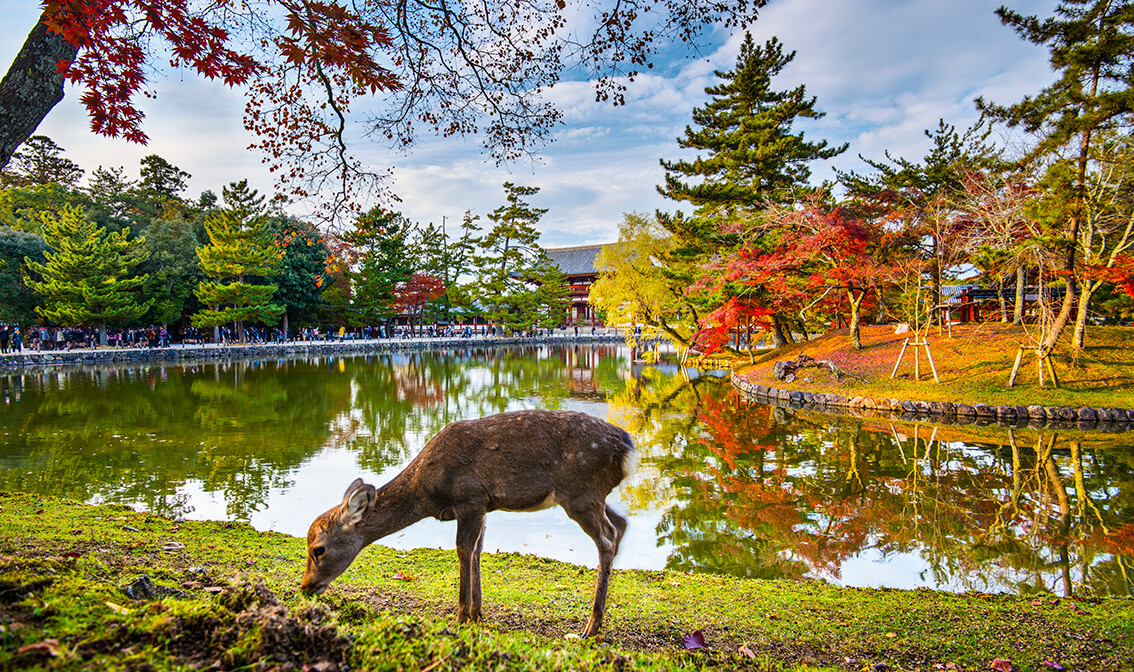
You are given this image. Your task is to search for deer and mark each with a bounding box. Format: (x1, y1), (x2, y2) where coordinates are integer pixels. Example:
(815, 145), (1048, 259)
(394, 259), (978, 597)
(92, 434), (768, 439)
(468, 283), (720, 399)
(300, 409), (638, 638)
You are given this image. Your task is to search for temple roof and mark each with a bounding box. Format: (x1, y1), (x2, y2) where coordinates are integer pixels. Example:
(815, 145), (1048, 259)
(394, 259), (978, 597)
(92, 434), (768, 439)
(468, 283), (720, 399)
(544, 244), (606, 276)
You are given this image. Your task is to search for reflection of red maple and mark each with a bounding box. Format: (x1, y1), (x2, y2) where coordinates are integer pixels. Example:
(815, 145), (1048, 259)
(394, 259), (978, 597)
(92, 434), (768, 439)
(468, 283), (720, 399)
(680, 391), (1131, 590)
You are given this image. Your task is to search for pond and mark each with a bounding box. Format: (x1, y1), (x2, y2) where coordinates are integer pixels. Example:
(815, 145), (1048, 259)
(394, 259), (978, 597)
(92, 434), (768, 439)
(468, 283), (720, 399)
(1, 344), (1130, 596)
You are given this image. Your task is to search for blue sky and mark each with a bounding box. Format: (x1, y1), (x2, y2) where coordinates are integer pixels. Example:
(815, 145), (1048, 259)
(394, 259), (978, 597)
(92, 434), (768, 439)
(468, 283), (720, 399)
(1, 0), (1055, 247)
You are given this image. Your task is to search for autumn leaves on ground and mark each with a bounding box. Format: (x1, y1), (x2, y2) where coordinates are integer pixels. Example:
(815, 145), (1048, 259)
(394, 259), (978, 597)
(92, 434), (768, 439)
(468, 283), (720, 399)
(735, 324), (1134, 410)
(1, 492), (1132, 672)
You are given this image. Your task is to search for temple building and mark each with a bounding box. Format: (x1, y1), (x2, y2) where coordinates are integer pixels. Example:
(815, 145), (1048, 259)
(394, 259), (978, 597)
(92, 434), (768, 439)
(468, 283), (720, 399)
(544, 244), (607, 327)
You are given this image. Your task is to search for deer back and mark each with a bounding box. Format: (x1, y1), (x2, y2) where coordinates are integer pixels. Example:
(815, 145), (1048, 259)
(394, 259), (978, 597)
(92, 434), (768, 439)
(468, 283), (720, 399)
(402, 409), (636, 519)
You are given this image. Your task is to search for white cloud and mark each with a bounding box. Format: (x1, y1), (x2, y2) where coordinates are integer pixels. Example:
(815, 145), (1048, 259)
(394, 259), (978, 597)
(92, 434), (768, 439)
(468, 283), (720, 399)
(2, 0), (1059, 245)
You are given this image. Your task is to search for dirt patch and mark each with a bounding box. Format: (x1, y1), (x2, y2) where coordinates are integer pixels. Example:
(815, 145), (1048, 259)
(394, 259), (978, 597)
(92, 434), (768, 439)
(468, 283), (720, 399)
(81, 584), (350, 672)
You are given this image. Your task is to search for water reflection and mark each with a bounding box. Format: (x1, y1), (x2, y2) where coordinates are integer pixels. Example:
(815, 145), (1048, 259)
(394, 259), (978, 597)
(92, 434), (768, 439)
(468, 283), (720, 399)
(608, 365), (1133, 595)
(0, 345), (1130, 595)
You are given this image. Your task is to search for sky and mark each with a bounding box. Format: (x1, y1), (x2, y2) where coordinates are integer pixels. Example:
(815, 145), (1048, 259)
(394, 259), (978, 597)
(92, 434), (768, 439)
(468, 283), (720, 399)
(1, 0), (1057, 248)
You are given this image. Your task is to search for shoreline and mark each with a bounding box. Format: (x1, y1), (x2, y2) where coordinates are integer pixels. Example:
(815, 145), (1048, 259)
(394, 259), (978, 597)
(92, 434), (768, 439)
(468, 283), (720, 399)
(0, 331), (624, 372)
(731, 371), (1134, 432)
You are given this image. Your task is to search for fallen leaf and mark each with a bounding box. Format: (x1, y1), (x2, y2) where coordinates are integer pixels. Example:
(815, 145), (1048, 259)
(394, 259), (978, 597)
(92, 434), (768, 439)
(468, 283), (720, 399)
(765, 612), (778, 620)
(70, 529), (83, 535)
(105, 601), (129, 615)
(123, 526), (140, 533)
(684, 630), (707, 650)
(885, 632), (897, 638)
(738, 644), (756, 658)
(392, 572), (412, 581)
(203, 587), (224, 593)
(564, 633), (581, 640)
(1030, 599), (1044, 606)
(59, 551), (82, 559)
(990, 659), (1013, 671)
(17, 639), (61, 657)
(161, 542), (185, 552)
(245, 559), (255, 565)
(1042, 662), (1064, 671)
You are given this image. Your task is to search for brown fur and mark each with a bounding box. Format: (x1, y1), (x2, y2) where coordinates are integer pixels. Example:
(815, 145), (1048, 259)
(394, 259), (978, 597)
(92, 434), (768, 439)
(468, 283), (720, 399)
(301, 409), (636, 637)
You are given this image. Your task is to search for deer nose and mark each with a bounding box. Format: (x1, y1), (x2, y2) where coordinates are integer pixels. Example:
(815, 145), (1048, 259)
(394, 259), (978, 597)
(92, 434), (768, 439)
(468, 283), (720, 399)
(299, 578), (327, 596)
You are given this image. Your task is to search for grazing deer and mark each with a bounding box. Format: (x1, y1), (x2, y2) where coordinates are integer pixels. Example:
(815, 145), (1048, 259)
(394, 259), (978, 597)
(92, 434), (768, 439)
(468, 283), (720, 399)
(300, 409), (637, 637)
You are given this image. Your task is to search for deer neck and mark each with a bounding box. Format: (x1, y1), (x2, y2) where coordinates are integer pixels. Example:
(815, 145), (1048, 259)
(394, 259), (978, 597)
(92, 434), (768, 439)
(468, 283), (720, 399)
(359, 472), (431, 544)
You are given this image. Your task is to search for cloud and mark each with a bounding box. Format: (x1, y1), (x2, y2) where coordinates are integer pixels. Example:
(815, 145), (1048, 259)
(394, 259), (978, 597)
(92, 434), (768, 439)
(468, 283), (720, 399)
(1, 0), (1059, 246)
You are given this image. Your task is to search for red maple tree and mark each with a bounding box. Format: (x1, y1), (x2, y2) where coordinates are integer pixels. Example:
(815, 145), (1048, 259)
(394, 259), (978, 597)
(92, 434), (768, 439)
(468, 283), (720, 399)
(2, 0), (764, 224)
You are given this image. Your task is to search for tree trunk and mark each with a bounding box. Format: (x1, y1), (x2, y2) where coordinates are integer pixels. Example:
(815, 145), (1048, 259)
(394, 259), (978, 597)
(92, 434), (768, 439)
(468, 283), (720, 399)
(997, 278), (1008, 322)
(1072, 279), (1098, 351)
(770, 313), (792, 348)
(1012, 265), (1025, 325)
(98, 321), (107, 347)
(1039, 275), (1077, 358)
(282, 312), (290, 340)
(874, 285), (887, 325)
(0, 12), (79, 169)
(847, 289), (864, 350)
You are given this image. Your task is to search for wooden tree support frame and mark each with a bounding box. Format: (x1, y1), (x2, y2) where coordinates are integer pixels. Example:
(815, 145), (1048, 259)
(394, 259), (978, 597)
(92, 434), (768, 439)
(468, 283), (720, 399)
(1007, 346), (1060, 389)
(890, 337), (940, 383)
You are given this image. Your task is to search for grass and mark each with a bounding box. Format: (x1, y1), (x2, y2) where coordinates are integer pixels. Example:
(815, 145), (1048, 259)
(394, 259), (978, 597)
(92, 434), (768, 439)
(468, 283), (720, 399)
(734, 324), (1134, 409)
(2, 492), (1132, 671)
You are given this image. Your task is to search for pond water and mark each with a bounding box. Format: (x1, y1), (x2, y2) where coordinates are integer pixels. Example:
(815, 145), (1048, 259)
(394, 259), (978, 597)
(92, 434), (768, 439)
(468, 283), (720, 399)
(1, 344), (1130, 596)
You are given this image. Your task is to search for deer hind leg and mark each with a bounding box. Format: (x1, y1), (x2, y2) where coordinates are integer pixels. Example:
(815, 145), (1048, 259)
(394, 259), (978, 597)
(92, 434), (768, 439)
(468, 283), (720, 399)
(455, 512), (486, 624)
(563, 499), (625, 637)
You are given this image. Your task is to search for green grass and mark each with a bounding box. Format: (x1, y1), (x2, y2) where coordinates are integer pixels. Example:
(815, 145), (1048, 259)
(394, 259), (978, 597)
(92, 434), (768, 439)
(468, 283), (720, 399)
(1, 492), (1132, 671)
(737, 324), (1134, 408)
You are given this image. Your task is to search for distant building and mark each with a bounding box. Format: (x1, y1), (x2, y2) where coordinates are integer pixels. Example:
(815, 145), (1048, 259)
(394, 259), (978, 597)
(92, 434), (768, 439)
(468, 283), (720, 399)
(544, 244), (608, 326)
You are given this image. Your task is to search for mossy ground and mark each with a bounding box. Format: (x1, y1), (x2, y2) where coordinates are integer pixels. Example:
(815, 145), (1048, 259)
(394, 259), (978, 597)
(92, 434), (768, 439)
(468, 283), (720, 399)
(734, 324), (1134, 408)
(1, 492), (1132, 671)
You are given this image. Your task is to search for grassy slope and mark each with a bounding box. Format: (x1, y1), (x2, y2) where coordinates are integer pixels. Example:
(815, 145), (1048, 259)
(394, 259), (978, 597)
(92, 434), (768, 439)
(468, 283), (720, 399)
(735, 324), (1134, 409)
(1, 493), (1132, 671)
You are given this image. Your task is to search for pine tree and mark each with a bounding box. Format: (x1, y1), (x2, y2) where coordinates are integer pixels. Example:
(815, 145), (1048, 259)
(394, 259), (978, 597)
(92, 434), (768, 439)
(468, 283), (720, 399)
(1, 135), (83, 188)
(977, 0), (1134, 353)
(656, 33), (845, 349)
(474, 183), (553, 333)
(340, 208), (414, 332)
(659, 33), (846, 210)
(25, 205), (151, 345)
(192, 206), (284, 343)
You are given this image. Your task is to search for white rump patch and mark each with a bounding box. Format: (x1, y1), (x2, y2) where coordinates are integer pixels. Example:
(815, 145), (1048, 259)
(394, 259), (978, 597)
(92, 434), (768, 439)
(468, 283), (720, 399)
(621, 448), (639, 481)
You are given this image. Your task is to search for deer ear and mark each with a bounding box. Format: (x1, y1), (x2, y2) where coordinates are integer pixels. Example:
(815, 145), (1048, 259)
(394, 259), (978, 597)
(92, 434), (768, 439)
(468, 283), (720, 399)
(342, 483), (376, 528)
(342, 478), (365, 503)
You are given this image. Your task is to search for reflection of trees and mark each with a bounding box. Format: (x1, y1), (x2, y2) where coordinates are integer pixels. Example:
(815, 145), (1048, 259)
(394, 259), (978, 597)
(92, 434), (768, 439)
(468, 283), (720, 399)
(340, 346), (631, 474)
(0, 360), (350, 519)
(608, 367), (1134, 594)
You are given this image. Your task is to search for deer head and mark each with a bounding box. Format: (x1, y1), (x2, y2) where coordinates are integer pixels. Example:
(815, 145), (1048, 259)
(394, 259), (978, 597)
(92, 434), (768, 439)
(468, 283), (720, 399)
(300, 478), (376, 595)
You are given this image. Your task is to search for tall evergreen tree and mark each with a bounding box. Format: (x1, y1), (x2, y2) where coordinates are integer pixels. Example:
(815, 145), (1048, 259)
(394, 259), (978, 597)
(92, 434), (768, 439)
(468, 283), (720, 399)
(0, 225), (48, 325)
(0, 135), (83, 188)
(271, 216), (331, 333)
(192, 206), (284, 343)
(659, 33), (846, 210)
(340, 208), (414, 332)
(656, 34), (845, 348)
(977, 0), (1134, 353)
(141, 215), (201, 327)
(85, 165), (139, 234)
(25, 205), (151, 344)
(474, 182), (558, 333)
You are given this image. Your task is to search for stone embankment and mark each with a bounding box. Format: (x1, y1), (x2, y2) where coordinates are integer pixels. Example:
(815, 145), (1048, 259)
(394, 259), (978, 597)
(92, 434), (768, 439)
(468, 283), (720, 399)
(732, 374), (1134, 432)
(0, 334), (623, 372)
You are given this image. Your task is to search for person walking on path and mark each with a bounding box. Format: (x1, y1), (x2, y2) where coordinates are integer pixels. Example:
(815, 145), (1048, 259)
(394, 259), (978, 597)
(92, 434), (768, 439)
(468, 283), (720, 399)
(0, 326), (8, 354)
(11, 328), (22, 353)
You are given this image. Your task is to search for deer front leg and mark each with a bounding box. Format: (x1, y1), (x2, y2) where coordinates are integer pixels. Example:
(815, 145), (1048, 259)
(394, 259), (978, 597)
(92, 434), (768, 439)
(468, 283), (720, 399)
(455, 513), (486, 624)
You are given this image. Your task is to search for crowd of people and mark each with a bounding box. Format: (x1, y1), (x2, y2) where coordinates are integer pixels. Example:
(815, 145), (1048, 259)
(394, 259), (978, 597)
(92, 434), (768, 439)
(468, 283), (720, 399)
(0, 322), (605, 353)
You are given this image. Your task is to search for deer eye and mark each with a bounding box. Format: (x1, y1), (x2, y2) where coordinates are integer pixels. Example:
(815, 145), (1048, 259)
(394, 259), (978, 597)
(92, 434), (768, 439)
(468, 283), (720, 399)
(312, 546), (326, 561)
